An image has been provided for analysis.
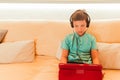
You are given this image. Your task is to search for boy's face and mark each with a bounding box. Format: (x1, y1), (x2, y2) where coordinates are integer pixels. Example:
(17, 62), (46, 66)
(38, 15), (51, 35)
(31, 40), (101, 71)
(73, 20), (87, 36)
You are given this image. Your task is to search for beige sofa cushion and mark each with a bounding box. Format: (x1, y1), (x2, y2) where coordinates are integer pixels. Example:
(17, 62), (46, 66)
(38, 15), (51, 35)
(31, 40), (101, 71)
(36, 22), (72, 56)
(87, 20), (120, 43)
(0, 20), (120, 56)
(97, 42), (120, 69)
(0, 21), (72, 56)
(0, 40), (35, 63)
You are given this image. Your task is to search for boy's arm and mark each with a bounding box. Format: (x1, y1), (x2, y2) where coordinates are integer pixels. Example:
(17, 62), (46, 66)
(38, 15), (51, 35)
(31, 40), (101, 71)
(91, 50), (100, 64)
(91, 50), (105, 78)
(60, 49), (69, 63)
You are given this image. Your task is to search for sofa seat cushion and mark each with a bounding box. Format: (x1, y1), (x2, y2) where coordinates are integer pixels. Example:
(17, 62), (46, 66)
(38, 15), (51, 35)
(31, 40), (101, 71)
(0, 40), (35, 63)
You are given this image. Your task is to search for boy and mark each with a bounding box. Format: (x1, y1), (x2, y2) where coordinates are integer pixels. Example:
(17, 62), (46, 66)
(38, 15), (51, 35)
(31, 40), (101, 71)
(60, 9), (100, 65)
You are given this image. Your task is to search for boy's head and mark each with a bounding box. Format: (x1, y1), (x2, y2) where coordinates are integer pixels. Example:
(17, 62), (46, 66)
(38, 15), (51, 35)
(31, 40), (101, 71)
(70, 9), (91, 28)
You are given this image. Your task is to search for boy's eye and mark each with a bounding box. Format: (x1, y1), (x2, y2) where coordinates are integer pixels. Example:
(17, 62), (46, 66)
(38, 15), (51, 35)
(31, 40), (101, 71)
(81, 25), (85, 27)
(75, 25), (79, 27)
(74, 25), (85, 28)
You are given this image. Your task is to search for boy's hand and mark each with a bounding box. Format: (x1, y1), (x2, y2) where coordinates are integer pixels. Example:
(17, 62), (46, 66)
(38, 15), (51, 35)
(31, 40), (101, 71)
(102, 70), (105, 79)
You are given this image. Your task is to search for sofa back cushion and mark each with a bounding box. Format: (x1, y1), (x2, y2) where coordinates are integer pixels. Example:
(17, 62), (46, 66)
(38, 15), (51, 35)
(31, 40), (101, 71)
(36, 22), (72, 56)
(87, 20), (120, 43)
(0, 20), (120, 57)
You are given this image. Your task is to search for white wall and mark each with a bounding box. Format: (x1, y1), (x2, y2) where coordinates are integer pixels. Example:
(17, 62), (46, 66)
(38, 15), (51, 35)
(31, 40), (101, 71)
(0, 0), (120, 3)
(0, 3), (120, 21)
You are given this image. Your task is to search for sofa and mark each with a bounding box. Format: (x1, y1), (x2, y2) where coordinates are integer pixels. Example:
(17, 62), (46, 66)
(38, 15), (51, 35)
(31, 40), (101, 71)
(0, 20), (120, 80)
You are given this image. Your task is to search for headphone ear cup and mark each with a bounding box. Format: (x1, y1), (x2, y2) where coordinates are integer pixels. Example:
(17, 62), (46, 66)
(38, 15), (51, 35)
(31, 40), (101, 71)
(86, 13), (91, 27)
(70, 13), (73, 28)
(87, 18), (90, 27)
(71, 21), (73, 28)
(70, 18), (73, 28)
(83, 11), (91, 27)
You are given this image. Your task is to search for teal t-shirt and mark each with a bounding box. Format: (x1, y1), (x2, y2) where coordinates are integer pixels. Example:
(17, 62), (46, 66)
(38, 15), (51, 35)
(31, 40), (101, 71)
(61, 32), (97, 64)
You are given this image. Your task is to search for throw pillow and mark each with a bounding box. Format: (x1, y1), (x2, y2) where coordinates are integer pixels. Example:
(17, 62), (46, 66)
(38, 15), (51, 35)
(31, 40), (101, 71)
(0, 29), (8, 43)
(97, 42), (120, 69)
(0, 40), (35, 63)
(56, 41), (62, 60)
(56, 42), (120, 69)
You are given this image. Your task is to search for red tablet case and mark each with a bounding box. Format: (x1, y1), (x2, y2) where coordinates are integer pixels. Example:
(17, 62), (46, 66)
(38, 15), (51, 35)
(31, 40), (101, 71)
(59, 63), (103, 80)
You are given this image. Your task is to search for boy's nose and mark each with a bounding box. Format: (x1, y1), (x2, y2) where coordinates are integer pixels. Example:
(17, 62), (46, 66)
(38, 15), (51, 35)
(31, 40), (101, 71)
(78, 27), (82, 30)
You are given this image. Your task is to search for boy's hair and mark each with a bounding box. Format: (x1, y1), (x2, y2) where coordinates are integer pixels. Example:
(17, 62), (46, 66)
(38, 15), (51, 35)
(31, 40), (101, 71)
(70, 9), (91, 28)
